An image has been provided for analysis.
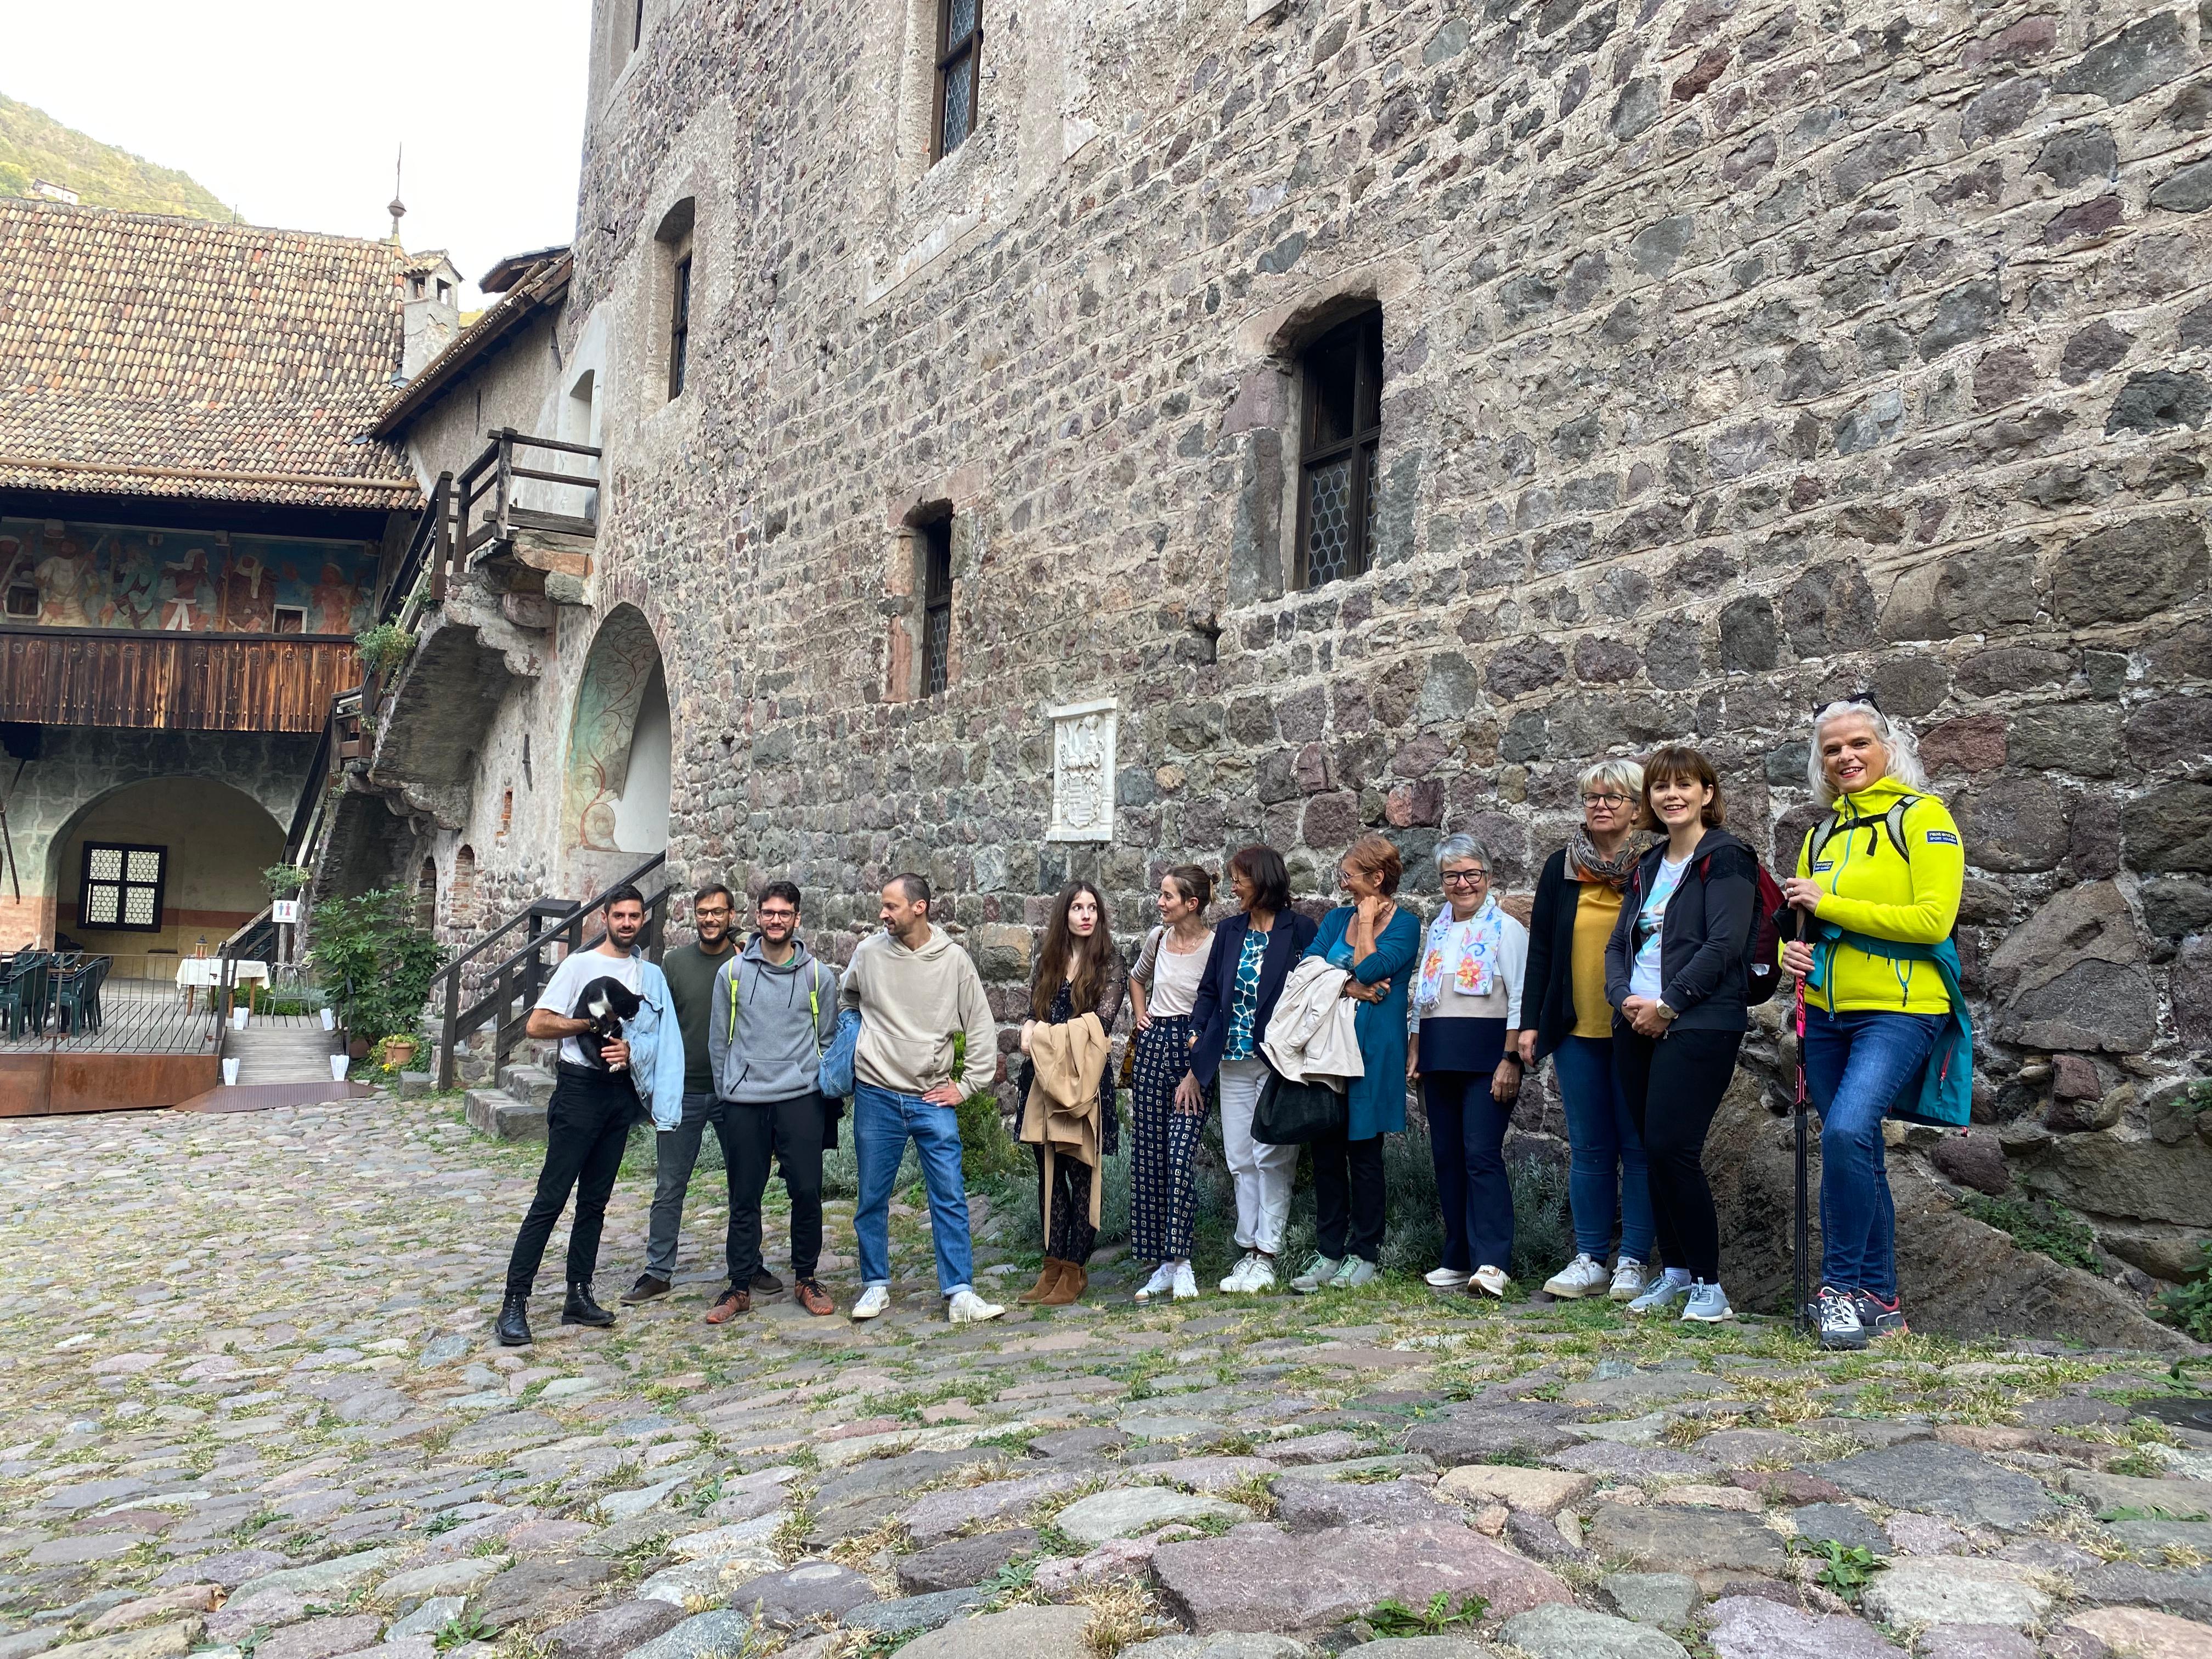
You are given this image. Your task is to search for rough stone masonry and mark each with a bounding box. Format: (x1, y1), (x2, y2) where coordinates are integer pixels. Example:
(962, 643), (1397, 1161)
(398, 0), (2212, 1329)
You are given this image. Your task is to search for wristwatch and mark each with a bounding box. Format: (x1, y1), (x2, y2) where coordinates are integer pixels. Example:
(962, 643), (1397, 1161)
(1655, 1001), (1679, 1022)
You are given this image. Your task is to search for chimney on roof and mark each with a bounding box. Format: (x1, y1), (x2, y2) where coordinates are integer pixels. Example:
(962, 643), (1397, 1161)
(399, 251), (464, 381)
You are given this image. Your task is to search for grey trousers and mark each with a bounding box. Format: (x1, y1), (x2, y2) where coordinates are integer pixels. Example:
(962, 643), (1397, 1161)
(645, 1091), (736, 1280)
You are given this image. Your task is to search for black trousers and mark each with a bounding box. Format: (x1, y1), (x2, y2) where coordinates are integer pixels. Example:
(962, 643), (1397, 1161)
(1612, 1025), (1743, 1284)
(1313, 1131), (1387, 1264)
(1034, 1146), (1098, 1264)
(506, 1065), (636, 1294)
(726, 1091), (828, 1286)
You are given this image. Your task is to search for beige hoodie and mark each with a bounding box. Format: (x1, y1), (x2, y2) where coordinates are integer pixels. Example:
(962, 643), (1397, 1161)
(839, 922), (998, 1096)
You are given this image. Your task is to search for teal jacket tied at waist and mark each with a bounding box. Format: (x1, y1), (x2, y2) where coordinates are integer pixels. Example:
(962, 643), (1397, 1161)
(1808, 922), (1972, 1128)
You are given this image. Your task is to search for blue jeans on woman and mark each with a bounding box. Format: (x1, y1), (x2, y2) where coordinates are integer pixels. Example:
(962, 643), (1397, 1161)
(1805, 1005), (1945, 1302)
(1552, 1035), (1655, 1263)
(851, 1082), (976, 1297)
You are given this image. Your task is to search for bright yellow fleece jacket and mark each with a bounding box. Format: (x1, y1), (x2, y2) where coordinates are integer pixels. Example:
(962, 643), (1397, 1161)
(1793, 775), (1965, 1016)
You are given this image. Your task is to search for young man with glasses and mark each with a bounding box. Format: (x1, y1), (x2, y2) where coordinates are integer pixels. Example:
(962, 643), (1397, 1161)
(703, 883), (841, 1320)
(624, 883), (743, 1305)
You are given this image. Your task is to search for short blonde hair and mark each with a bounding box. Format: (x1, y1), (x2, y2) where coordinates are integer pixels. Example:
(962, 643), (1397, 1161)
(1578, 758), (1646, 802)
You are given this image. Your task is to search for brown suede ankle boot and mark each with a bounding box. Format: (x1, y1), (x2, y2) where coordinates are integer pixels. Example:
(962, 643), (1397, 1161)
(1038, 1262), (1087, 1306)
(1017, 1259), (1066, 1304)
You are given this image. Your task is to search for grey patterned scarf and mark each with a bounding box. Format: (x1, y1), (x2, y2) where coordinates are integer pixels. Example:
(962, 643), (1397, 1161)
(1568, 827), (1647, 891)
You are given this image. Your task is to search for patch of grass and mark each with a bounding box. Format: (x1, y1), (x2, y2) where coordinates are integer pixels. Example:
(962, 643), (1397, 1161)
(1074, 1578), (1174, 1657)
(2155, 1239), (2212, 1344)
(1363, 1592), (1489, 1637)
(432, 1613), (494, 1652)
(2106, 1449), (2169, 1480)
(2099, 1503), (2210, 1522)
(1955, 1191), (2101, 1273)
(827, 1515), (912, 1567)
(1790, 1537), (1887, 1604)
(422, 1511), (464, 1536)
(1216, 1474), (1279, 1518)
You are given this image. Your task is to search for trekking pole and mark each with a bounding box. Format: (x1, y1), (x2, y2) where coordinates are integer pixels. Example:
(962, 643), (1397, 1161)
(1791, 907), (1813, 1337)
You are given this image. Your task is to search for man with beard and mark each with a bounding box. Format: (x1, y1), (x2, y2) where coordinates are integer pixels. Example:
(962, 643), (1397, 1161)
(625, 884), (742, 1305)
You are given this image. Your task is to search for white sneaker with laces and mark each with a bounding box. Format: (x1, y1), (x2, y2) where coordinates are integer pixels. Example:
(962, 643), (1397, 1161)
(1609, 1257), (1649, 1302)
(1171, 1262), (1198, 1300)
(947, 1289), (1004, 1324)
(1425, 1265), (1471, 1287)
(1242, 1254), (1277, 1292)
(1290, 1255), (1344, 1294)
(850, 1285), (891, 1321)
(1469, 1264), (1510, 1298)
(1218, 1251), (1255, 1293)
(1328, 1257), (1378, 1290)
(1135, 1262), (1176, 1304)
(1542, 1254), (1608, 1298)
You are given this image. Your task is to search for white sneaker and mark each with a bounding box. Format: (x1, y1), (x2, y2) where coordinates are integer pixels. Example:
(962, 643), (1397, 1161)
(1469, 1265), (1510, 1297)
(1242, 1254), (1277, 1292)
(1425, 1265), (1471, 1287)
(850, 1285), (891, 1321)
(1136, 1262), (1176, 1304)
(1327, 1257), (1378, 1290)
(1290, 1255), (1343, 1295)
(947, 1289), (1004, 1324)
(1220, 1251), (1261, 1293)
(1609, 1257), (1649, 1302)
(1171, 1262), (1198, 1301)
(1542, 1254), (1608, 1299)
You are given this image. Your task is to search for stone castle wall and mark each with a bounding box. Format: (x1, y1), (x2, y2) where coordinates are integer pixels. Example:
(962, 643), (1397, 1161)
(422, 0), (2211, 1318)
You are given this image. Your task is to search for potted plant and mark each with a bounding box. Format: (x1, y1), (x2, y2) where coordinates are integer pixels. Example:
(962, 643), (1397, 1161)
(307, 886), (447, 1064)
(354, 622), (415, 679)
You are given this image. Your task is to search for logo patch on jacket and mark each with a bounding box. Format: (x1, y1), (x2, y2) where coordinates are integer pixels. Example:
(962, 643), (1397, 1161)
(1812, 861), (1834, 872)
(1925, 830), (1959, 845)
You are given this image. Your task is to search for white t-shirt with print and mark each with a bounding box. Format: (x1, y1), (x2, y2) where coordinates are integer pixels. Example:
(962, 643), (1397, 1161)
(1628, 855), (1691, 1002)
(537, 947), (643, 1068)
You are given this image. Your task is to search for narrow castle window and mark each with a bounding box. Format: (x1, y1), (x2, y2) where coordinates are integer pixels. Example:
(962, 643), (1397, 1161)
(920, 516), (953, 695)
(668, 253), (691, 400)
(934, 0), (983, 160)
(1295, 308), (1384, 589)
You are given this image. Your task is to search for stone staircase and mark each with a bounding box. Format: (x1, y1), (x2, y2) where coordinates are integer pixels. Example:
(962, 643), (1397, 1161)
(228, 1019), (340, 1085)
(465, 1059), (555, 1141)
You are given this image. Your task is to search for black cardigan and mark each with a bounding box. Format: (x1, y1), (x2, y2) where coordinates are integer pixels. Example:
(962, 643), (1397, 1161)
(1602, 829), (1758, 1035)
(1185, 909), (1321, 1086)
(1522, 847), (1612, 1064)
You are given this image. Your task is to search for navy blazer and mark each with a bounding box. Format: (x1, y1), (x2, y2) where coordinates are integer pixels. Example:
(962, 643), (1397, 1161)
(1186, 909), (1321, 1086)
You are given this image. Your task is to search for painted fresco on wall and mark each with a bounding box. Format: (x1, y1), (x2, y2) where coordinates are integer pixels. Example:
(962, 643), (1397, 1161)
(563, 605), (664, 855)
(0, 518), (377, 635)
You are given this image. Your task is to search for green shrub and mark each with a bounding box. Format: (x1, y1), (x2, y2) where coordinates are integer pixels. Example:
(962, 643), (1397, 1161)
(1956, 1190), (2101, 1273)
(354, 622), (414, 677)
(306, 886), (445, 1045)
(2156, 1239), (2212, 1344)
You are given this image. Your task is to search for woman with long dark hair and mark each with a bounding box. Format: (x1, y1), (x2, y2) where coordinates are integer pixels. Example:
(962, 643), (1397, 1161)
(1015, 881), (1125, 1307)
(1128, 866), (1217, 1303)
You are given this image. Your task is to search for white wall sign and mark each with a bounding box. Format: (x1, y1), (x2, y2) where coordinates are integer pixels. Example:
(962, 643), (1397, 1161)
(272, 900), (301, 924)
(1046, 697), (1116, 843)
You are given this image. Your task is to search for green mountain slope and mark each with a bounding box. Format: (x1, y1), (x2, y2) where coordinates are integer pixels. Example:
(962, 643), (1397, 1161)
(0, 92), (229, 218)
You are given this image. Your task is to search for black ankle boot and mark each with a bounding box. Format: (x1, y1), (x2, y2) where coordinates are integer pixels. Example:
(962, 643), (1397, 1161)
(563, 1282), (615, 1327)
(496, 1290), (533, 1346)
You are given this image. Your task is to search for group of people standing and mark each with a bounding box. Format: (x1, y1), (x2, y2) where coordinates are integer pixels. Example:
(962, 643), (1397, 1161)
(491, 697), (1967, 1354)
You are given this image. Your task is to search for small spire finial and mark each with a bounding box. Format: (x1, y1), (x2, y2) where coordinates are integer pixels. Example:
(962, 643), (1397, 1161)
(387, 146), (406, 242)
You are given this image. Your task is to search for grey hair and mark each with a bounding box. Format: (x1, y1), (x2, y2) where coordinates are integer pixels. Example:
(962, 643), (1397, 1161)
(1578, 757), (1646, 802)
(1808, 700), (1929, 806)
(1434, 833), (1492, 872)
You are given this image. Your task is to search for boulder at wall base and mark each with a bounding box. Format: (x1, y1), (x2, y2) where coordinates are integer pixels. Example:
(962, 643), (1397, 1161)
(1700, 1088), (2191, 1348)
(2018, 1126), (2212, 1229)
(1149, 1522), (1572, 1634)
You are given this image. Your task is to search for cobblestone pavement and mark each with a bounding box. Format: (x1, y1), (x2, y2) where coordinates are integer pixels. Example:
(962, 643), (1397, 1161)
(5, 1098), (2212, 1659)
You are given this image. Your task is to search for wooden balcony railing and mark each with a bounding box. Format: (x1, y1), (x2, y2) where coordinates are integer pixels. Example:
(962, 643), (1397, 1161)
(0, 628), (362, 733)
(457, 429), (599, 562)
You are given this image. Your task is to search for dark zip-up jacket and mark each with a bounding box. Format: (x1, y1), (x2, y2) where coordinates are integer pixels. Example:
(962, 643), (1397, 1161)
(1602, 828), (1757, 1034)
(1186, 909), (1321, 1086)
(1522, 848), (1594, 1063)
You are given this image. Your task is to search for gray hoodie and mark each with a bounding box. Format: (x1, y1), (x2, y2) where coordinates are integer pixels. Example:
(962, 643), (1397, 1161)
(707, 935), (840, 1103)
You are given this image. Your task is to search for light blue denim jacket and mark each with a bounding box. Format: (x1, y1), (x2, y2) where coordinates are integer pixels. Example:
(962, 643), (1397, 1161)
(623, 961), (689, 1130)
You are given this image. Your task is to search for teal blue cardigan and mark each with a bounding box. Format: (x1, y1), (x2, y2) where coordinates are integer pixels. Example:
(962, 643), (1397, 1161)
(1307, 904), (1422, 1140)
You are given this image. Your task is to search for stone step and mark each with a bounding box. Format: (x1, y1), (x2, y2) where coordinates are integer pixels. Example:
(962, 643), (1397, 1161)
(229, 1025), (340, 1086)
(465, 1087), (547, 1142)
(499, 1063), (556, 1108)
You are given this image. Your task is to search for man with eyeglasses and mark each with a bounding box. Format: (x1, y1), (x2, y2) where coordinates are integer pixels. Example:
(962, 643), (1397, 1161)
(624, 882), (743, 1306)
(703, 882), (840, 1320)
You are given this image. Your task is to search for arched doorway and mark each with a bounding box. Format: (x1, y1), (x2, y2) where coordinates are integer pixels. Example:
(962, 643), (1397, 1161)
(42, 776), (285, 971)
(562, 603), (672, 895)
(450, 845), (478, 930)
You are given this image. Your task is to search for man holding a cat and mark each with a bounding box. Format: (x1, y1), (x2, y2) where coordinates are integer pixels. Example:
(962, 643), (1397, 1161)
(496, 885), (684, 1345)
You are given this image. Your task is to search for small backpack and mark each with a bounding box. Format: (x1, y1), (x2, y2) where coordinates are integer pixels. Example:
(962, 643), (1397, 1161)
(1629, 847), (1788, 1007)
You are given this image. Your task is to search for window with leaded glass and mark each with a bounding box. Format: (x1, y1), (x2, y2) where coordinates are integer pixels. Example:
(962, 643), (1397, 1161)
(920, 517), (953, 695)
(668, 252), (692, 400)
(1295, 308), (1384, 589)
(934, 0), (983, 160)
(80, 842), (165, 933)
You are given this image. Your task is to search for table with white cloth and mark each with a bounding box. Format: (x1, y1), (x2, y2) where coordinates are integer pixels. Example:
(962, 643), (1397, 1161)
(175, 958), (271, 1012)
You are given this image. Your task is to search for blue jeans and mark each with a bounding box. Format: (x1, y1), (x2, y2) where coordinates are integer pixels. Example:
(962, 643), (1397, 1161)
(1553, 1035), (1656, 1262)
(852, 1082), (975, 1297)
(1805, 1005), (1944, 1301)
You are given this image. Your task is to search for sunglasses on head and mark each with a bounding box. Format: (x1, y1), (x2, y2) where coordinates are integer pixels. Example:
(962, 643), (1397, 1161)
(1814, 689), (1881, 715)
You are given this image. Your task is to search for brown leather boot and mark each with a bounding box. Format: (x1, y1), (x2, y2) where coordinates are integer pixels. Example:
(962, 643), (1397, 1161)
(1017, 1259), (1065, 1304)
(1039, 1262), (1087, 1306)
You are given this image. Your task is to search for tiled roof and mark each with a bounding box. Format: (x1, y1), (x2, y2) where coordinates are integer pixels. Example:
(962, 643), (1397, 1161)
(371, 251), (572, 439)
(0, 199), (421, 511)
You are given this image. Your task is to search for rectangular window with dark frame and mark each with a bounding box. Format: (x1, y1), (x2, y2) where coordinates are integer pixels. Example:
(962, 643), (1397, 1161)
(933, 0), (983, 160)
(80, 842), (166, 933)
(668, 252), (691, 400)
(632, 0), (645, 51)
(1295, 308), (1385, 589)
(920, 517), (953, 696)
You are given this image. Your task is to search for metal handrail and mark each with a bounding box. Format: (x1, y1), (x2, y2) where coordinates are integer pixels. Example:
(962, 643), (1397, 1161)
(431, 849), (666, 1090)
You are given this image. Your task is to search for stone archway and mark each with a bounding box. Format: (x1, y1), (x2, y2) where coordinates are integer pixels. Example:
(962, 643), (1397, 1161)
(562, 603), (672, 894)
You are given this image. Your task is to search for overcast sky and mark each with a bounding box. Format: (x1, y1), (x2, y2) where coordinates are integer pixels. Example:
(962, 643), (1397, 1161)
(8, 1), (590, 302)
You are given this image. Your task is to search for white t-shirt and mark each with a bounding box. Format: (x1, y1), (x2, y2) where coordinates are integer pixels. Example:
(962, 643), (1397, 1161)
(537, 948), (644, 1068)
(1628, 856), (1691, 1002)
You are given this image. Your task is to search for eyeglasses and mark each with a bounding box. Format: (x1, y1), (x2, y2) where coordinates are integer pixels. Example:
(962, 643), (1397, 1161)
(1440, 870), (1487, 886)
(758, 909), (798, 922)
(1581, 792), (1632, 809)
